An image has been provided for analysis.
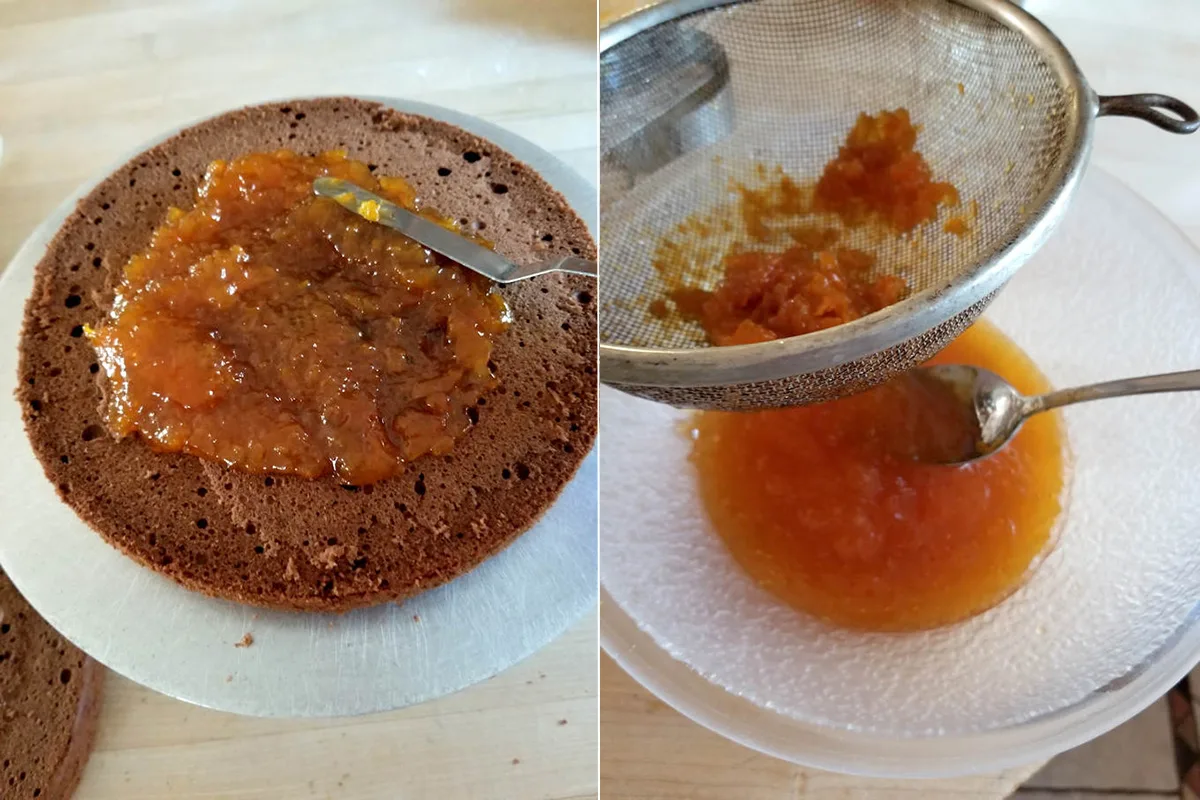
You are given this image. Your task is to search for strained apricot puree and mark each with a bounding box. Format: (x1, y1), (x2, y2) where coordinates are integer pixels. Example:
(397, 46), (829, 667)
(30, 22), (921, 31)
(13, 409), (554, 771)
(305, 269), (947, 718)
(90, 150), (509, 486)
(689, 321), (1066, 632)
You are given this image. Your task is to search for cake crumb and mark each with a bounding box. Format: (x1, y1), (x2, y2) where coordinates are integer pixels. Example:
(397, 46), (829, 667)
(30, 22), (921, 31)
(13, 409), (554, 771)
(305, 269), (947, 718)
(235, 633), (254, 648)
(511, 758), (520, 765)
(225, 674), (233, 683)
(557, 718), (568, 726)
(412, 614), (420, 623)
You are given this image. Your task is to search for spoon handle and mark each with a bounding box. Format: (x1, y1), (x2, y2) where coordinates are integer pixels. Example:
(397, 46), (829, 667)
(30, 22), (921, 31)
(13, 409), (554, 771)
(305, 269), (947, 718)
(1029, 368), (1200, 413)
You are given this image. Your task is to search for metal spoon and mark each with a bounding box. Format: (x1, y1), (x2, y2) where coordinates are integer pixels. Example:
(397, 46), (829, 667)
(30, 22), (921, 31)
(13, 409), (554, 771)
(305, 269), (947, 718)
(913, 364), (1200, 465)
(312, 177), (596, 284)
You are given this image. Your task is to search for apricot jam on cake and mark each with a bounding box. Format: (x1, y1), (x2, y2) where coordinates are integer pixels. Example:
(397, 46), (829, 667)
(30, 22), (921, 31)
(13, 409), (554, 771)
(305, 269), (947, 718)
(89, 150), (510, 486)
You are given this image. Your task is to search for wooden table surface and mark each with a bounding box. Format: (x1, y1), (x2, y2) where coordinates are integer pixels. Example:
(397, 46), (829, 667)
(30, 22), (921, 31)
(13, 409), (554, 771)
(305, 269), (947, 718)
(0, 1), (598, 798)
(597, 0), (1200, 798)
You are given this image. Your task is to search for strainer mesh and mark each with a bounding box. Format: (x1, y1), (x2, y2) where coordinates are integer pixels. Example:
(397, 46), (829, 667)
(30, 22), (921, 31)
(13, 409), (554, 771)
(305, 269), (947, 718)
(600, 0), (1076, 408)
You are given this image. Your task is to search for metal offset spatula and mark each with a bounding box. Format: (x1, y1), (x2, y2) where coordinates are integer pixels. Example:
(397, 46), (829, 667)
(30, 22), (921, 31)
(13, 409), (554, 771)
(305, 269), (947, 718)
(313, 177), (597, 284)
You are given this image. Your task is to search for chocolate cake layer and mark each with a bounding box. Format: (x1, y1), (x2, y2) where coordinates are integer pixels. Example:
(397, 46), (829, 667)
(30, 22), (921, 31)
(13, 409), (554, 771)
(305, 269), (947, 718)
(19, 98), (597, 611)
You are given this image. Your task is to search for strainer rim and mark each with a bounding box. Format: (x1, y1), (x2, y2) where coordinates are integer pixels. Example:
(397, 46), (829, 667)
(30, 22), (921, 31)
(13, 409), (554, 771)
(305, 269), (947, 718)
(599, 0), (1096, 390)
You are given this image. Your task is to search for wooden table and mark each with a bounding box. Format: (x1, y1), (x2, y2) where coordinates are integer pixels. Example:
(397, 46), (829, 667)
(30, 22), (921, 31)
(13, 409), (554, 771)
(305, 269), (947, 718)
(597, 0), (1200, 798)
(0, 1), (598, 798)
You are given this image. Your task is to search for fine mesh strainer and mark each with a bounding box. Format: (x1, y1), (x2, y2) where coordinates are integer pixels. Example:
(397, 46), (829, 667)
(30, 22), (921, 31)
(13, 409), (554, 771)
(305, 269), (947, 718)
(599, 0), (1200, 410)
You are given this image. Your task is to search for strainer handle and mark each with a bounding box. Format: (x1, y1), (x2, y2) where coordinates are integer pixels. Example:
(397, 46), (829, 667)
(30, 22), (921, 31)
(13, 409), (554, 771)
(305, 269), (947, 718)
(1097, 94), (1200, 134)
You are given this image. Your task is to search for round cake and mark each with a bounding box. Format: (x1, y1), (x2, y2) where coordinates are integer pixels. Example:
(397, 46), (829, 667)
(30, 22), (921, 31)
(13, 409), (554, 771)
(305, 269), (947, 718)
(0, 568), (104, 799)
(17, 98), (597, 611)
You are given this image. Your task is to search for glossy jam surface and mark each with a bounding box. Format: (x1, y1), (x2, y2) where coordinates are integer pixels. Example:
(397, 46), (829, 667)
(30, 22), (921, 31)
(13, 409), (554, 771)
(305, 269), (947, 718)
(90, 150), (509, 485)
(689, 322), (1066, 631)
(813, 108), (959, 232)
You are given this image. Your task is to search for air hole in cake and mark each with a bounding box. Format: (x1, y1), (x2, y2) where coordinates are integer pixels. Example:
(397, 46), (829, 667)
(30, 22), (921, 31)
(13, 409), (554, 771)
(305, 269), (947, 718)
(501, 468), (511, 480)
(30, 400), (41, 411)
(172, 168), (181, 177)
(542, 233), (553, 242)
(280, 106), (292, 114)
(69, 263), (80, 272)
(352, 557), (367, 569)
(563, 442), (575, 453)
(92, 257), (102, 268)
(64, 294), (81, 309)
(85, 243), (95, 251)
(341, 484), (359, 492)
(295, 112), (306, 121)
(289, 122), (298, 129)
(196, 518), (207, 529)
(264, 477), (274, 487)
(129, 179), (136, 187)
(0, 624), (8, 634)
(148, 533), (156, 546)
(562, 322), (571, 332)
(463, 151), (481, 163)
(571, 247), (581, 255)
(59, 455), (69, 464)
(173, 183), (182, 191)
(101, 202), (111, 210)
(59, 668), (71, 685)
(245, 522), (256, 534)
(196, 487), (207, 496)
(70, 325), (83, 338)
(93, 217), (103, 225)
(254, 546), (264, 554)
(150, 473), (161, 481)
(577, 291), (592, 305)
(515, 463), (531, 480)
(491, 183), (508, 195)
(58, 483), (69, 495)
(437, 167), (451, 177)
(415, 475), (426, 495)
(466, 407), (479, 425)
(81, 424), (103, 442)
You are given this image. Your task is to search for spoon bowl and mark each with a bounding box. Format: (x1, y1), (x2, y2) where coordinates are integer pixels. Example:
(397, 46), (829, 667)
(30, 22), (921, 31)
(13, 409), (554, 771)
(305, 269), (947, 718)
(912, 362), (1200, 465)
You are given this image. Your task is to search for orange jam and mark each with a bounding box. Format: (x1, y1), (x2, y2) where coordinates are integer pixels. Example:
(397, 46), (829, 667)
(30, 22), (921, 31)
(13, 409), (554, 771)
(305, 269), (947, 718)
(670, 245), (907, 346)
(652, 110), (965, 342)
(90, 150), (509, 485)
(814, 108), (959, 232)
(689, 321), (1066, 632)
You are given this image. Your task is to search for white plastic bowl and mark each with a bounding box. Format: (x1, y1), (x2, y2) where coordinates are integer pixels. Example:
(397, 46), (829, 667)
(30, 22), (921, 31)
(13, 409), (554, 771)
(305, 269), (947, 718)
(600, 166), (1200, 777)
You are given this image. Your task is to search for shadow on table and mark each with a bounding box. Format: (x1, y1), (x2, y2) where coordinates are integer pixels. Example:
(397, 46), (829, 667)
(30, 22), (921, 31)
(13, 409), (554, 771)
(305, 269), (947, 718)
(445, 0), (596, 44)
